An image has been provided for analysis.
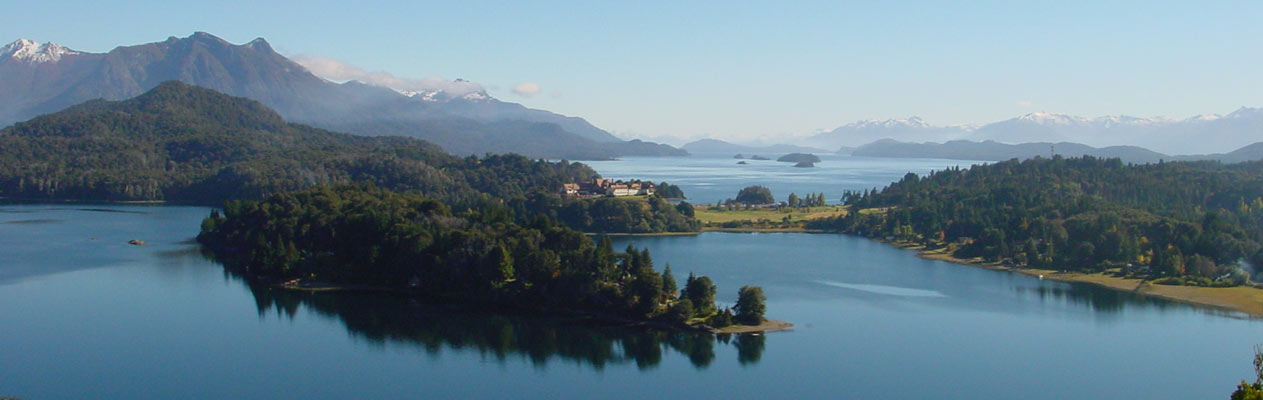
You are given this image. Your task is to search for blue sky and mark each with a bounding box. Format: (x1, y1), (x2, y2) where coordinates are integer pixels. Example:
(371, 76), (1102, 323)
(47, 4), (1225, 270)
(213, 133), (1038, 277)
(5, 1), (1262, 142)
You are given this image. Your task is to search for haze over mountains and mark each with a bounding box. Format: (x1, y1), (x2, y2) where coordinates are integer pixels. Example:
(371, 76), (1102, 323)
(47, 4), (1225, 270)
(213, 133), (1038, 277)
(806, 110), (1263, 155)
(0, 33), (684, 160)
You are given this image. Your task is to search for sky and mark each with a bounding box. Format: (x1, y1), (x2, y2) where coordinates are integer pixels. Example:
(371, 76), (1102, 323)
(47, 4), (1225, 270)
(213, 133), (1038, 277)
(5, 1), (1262, 143)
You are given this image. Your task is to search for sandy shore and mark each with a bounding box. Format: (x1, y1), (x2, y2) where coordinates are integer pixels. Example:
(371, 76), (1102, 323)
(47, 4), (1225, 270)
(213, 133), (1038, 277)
(888, 240), (1263, 318)
(712, 320), (794, 334)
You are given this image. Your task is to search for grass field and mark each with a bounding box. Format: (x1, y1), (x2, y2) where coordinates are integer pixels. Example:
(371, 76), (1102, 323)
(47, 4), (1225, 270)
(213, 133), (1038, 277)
(694, 205), (847, 224)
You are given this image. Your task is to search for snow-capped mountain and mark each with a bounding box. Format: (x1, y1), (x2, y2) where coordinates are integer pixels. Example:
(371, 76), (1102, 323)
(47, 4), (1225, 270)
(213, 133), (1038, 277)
(0, 39), (80, 64)
(0, 33), (669, 159)
(810, 108), (1263, 155)
(395, 79), (491, 102)
(807, 116), (971, 149)
(969, 110), (1263, 154)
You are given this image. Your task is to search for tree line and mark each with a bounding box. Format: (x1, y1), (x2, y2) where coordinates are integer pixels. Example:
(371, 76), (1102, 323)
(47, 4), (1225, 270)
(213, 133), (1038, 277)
(0, 81), (697, 234)
(810, 156), (1263, 286)
(198, 184), (762, 327)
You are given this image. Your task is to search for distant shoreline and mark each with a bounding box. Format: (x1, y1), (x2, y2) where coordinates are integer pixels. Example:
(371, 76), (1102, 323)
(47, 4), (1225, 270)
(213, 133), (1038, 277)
(882, 239), (1263, 318)
(0, 197), (174, 205)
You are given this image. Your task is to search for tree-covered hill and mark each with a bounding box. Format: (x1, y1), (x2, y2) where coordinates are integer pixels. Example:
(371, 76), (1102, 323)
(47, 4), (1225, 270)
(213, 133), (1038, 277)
(810, 156), (1263, 285)
(0, 81), (592, 205)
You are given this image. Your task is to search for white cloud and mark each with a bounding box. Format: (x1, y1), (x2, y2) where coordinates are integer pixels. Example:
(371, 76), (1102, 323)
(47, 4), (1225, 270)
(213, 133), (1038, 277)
(290, 54), (484, 96)
(513, 82), (542, 97)
(1016, 100), (1034, 108)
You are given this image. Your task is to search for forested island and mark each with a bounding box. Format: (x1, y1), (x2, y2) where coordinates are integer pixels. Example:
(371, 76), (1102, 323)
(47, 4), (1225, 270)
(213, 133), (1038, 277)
(777, 153), (821, 163)
(197, 184), (777, 332)
(809, 156), (1263, 302)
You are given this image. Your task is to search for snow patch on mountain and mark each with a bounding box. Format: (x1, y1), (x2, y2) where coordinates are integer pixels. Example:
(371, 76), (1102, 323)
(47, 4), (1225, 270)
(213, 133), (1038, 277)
(1, 39), (80, 64)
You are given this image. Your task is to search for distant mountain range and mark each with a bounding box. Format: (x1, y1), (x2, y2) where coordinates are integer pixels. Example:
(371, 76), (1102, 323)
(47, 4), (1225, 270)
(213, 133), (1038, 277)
(681, 138), (829, 154)
(808, 110), (1263, 155)
(851, 139), (1263, 164)
(0, 33), (685, 160)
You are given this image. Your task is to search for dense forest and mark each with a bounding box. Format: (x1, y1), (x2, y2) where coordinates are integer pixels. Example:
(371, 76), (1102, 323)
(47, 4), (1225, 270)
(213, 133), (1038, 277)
(198, 184), (761, 327)
(511, 193), (699, 234)
(0, 81), (697, 233)
(0, 81), (589, 205)
(810, 156), (1263, 286)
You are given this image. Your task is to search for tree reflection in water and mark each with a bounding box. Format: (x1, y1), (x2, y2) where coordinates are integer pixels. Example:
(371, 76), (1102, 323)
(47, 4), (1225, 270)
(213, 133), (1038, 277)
(239, 277), (766, 370)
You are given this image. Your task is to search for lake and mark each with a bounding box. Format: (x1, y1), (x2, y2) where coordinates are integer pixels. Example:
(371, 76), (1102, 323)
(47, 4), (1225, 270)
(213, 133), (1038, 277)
(584, 153), (980, 204)
(2, 156), (1262, 399)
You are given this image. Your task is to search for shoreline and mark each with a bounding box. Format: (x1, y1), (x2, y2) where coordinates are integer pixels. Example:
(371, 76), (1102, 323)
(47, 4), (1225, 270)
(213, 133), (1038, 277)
(883, 239), (1263, 318)
(278, 279), (793, 334)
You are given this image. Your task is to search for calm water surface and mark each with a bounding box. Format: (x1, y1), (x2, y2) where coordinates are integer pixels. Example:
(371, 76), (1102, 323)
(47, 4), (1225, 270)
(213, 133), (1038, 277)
(585, 153), (982, 204)
(2, 161), (1262, 398)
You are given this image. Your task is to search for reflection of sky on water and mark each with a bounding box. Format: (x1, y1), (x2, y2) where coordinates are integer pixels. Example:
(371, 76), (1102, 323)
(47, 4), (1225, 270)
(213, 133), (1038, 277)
(585, 153), (983, 204)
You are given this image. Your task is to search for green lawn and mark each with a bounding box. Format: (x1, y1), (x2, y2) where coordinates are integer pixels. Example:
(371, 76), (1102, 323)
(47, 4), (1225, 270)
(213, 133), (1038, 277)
(694, 205), (847, 224)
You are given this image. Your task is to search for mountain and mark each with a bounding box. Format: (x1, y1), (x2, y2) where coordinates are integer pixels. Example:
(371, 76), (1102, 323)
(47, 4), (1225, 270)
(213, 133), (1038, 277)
(0, 81), (598, 203)
(0, 33), (680, 159)
(852, 139), (1170, 164)
(851, 138), (1263, 164)
(806, 117), (971, 150)
(809, 110), (1263, 155)
(682, 138), (829, 154)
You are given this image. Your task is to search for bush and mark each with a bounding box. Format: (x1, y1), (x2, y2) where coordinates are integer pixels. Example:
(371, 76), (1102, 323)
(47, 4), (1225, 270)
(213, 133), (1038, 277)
(665, 299), (694, 324)
(708, 309), (733, 327)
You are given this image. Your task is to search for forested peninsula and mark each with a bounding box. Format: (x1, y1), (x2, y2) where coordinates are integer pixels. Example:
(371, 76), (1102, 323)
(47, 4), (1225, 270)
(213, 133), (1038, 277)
(808, 156), (1263, 313)
(197, 185), (775, 332)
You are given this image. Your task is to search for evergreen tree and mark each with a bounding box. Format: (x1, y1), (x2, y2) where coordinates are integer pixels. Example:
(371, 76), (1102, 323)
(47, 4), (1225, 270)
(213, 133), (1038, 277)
(734, 286), (767, 325)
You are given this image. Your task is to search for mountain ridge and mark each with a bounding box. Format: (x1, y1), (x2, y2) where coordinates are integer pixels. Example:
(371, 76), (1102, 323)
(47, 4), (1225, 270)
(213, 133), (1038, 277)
(0, 33), (682, 159)
(850, 138), (1263, 164)
(808, 109), (1263, 155)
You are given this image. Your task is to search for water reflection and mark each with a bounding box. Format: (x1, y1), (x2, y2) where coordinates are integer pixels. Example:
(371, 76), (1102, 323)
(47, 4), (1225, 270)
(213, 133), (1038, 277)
(237, 276), (766, 370)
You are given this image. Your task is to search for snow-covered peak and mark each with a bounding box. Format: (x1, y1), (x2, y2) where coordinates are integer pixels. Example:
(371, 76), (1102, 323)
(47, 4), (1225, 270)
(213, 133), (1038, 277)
(461, 91), (489, 101)
(1, 38), (80, 64)
(395, 87), (489, 102)
(1094, 115), (1175, 127)
(845, 116), (934, 129)
(1016, 112), (1088, 125)
(1186, 113), (1222, 122)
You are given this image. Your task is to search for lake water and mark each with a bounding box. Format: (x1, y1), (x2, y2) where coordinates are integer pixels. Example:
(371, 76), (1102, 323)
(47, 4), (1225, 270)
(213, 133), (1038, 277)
(2, 157), (1262, 398)
(585, 153), (981, 204)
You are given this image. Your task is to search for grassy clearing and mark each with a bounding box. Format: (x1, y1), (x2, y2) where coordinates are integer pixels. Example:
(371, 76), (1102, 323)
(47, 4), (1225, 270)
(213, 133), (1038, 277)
(694, 205), (847, 225)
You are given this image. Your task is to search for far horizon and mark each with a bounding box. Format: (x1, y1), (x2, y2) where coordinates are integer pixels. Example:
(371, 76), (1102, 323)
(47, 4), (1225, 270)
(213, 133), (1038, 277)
(3, 1), (1260, 151)
(625, 106), (1263, 152)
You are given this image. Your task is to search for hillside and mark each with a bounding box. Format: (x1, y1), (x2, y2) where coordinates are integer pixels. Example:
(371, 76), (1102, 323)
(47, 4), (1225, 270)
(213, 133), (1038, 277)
(0, 81), (595, 204)
(0, 33), (684, 159)
(852, 139), (1169, 163)
(811, 156), (1263, 284)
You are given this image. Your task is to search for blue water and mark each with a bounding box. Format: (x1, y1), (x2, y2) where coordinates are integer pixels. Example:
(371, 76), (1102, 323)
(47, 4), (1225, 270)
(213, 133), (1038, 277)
(584, 153), (981, 204)
(2, 204), (1260, 399)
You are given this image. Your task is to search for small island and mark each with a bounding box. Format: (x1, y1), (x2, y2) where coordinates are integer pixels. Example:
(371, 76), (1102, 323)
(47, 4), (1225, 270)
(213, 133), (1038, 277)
(198, 184), (788, 334)
(793, 161), (815, 168)
(734, 154), (745, 159)
(776, 153), (822, 163)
